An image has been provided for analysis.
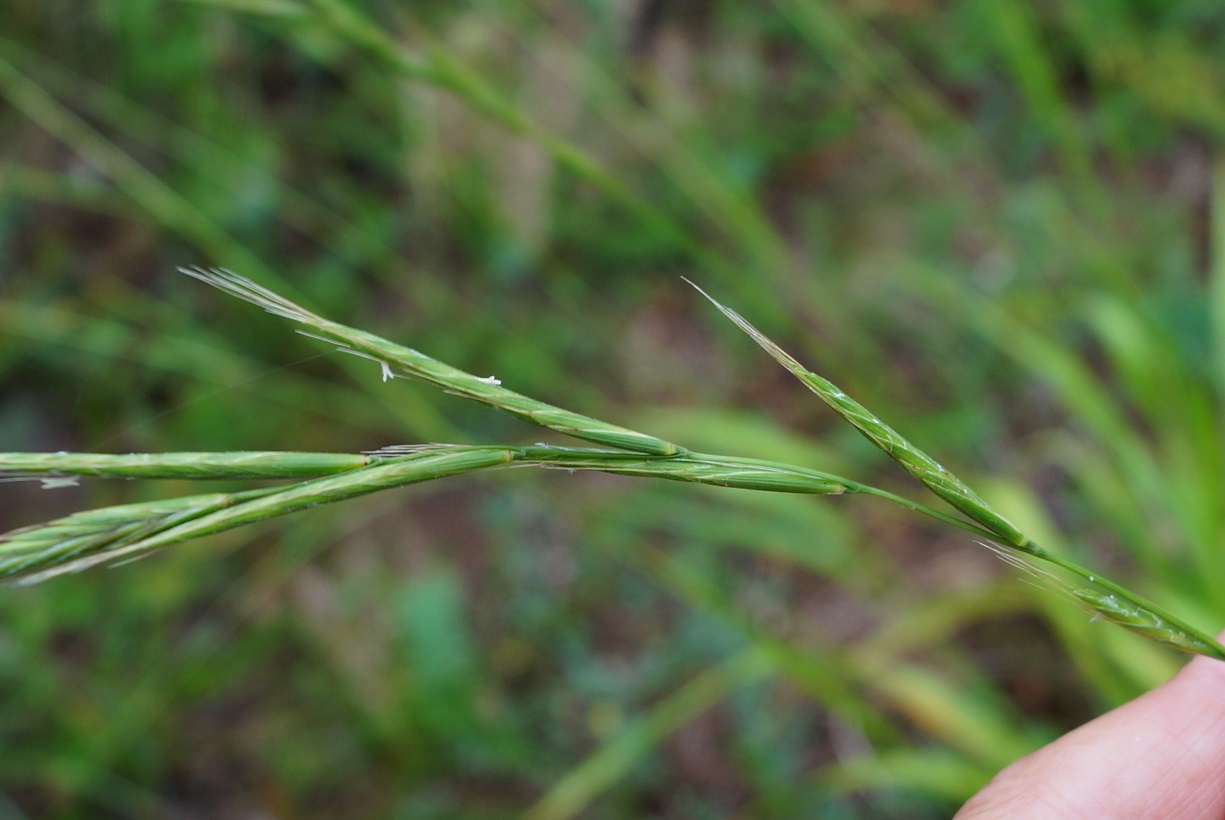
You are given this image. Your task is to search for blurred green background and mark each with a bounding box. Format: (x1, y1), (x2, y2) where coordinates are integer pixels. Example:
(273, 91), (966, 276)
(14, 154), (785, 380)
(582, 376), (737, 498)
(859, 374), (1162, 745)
(3, 0), (1225, 816)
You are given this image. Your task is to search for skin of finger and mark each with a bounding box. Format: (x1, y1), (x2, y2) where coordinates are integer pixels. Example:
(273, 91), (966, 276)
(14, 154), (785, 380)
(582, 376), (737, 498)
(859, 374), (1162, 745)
(956, 642), (1225, 819)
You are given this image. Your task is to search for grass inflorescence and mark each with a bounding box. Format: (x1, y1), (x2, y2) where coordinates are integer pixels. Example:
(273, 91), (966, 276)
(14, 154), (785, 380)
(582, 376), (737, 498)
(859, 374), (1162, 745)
(2, 269), (1221, 661)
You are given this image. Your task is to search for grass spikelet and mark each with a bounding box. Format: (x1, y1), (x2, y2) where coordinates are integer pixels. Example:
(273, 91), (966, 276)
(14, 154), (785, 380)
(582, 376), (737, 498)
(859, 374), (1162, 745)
(181, 267), (684, 457)
(512, 445), (850, 494)
(1070, 588), (1222, 656)
(0, 492), (254, 581)
(688, 281), (1225, 661)
(0, 447), (515, 583)
(0, 451), (375, 481)
(685, 278), (1028, 547)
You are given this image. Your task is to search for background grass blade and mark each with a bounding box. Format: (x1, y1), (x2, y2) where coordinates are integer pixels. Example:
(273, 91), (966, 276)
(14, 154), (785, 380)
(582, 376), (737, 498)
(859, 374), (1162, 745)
(523, 649), (774, 820)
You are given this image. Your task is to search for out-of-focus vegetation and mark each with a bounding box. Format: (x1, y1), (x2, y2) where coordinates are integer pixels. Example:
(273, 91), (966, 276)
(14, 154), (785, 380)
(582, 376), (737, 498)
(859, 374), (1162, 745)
(3, 1), (1225, 816)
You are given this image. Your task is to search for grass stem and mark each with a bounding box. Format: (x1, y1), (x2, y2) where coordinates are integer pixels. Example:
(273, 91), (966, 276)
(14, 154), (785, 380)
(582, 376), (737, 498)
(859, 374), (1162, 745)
(3, 269), (1221, 660)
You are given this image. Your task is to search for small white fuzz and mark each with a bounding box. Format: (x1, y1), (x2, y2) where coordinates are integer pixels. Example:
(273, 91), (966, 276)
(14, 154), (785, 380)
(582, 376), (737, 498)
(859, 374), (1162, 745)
(317, 341), (395, 383)
(476, 375), (501, 385)
(40, 476), (80, 490)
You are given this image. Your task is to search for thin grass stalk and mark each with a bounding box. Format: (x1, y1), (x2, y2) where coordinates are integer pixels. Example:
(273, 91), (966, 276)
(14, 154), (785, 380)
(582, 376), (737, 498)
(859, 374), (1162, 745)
(0, 53), (285, 296)
(3, 270), (1221, 660)
(302, 0), (727, 274)
(522, 649), (774, 820)
(508, 444), (1004, 540)
(1, 444), (1004, 583)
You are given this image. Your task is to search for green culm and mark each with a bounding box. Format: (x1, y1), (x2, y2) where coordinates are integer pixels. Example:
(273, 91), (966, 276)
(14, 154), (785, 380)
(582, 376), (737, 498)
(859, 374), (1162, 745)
(2, 268), (1221, 660)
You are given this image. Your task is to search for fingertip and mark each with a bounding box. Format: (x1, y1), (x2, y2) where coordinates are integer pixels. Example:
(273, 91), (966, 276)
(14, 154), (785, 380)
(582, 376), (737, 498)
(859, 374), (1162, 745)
(958, 632), (1225, 819)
